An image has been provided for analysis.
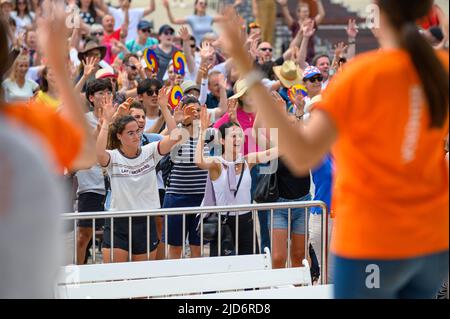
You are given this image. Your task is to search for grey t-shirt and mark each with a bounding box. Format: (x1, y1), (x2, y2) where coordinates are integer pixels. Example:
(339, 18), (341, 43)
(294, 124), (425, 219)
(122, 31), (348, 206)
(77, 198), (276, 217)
(76, 112), (105, 195)
(154, 45), (179, 81)
(186, 14), (215, 45)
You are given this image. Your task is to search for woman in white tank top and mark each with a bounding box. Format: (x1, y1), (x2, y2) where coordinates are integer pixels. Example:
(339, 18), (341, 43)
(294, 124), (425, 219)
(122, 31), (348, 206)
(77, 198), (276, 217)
(195, 106), (278, 255)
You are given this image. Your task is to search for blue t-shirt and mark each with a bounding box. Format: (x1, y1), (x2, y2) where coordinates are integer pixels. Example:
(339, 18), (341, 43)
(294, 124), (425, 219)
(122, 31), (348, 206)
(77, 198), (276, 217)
(186, 14), (215, 45)
(310, 154), (333, 215)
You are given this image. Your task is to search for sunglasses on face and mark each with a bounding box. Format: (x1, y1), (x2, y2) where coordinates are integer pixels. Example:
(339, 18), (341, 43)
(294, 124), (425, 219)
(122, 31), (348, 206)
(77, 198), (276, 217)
(146, 88), (159, 96)
(163, 30), (174, 36)
(91, 32), (104, 36)
(127, 64), (137, 70)
(141, 28), (152, 33)
(198, 2), (207, 6)
(260, 47), (272, 52)
(190, 44), (196, 48)
(306, 75), (323, 83)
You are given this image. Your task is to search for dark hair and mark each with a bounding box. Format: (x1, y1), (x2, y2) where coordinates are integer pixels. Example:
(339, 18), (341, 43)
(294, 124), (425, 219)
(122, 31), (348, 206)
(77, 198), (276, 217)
(194, 0), (207, 15)
(15, 0), (32, 19)
(137, 78), (162, 95)
(8, 16), (16, 28)
(40, 67), (49, 92)
(379, 0), (449, 128)
(312, 54), (330, 66)
(77, 0), (97, 22)
(107, 115), (138, 150)
(129, 100), (147, 115)
(218, 121), (241, 155)
(429, 26), (444, 42)
(85, 78), (112, 106)
(180, 95), (200, 107)
(123, 53), (139, 65)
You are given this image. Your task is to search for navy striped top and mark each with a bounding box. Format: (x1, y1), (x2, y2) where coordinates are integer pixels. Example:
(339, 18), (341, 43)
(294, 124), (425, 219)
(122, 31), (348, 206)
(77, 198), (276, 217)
(166, 137), (210, 195)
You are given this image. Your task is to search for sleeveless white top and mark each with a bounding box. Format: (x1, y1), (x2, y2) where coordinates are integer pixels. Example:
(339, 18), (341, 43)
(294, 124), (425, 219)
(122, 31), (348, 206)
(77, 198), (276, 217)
(211, 158), (252, 216)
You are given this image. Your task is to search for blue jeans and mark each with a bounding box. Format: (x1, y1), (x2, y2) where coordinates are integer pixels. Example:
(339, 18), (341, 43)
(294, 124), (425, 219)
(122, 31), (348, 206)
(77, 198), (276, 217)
(251, 164), (270, 252)
(332, 250), (449, 299)
(268, 194), (311, 235)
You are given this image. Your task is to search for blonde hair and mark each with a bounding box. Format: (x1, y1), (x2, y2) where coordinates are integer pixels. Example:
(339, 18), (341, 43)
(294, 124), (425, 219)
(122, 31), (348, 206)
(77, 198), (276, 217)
(8, 54), (29, 83)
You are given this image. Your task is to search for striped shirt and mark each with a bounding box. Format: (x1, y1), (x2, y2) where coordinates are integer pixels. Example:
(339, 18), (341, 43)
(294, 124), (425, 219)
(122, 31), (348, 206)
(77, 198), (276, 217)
(166, 136), (210, 195)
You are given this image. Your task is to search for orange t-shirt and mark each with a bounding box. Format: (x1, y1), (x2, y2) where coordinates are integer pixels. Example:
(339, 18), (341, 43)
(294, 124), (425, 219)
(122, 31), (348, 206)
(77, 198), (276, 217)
(315, 49), (449, 259)
(2, 102), (84, 173)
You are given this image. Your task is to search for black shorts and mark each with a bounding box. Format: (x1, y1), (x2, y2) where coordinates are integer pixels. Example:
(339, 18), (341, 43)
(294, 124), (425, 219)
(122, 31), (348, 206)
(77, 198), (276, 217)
(77, 192), (105, 228)
(102, 216), (159, 255)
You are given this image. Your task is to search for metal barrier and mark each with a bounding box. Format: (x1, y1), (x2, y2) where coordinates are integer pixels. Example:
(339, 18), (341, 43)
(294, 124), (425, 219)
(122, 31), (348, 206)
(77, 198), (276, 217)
(62, 201), (329, 284)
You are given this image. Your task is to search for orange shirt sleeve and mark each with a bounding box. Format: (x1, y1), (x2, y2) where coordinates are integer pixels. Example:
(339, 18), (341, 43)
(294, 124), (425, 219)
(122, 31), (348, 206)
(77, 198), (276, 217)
(2, 102), (84, 172)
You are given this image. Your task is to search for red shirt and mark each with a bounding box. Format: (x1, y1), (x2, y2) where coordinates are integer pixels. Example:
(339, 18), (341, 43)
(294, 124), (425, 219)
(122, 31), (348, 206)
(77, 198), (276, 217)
(102, 29), (122, 63)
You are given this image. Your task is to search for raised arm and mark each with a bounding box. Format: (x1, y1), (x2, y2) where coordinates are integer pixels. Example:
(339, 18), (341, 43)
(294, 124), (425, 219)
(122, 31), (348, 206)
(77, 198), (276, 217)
(195, 106), (221, 171)
(94, 0), (108, 15)
(314, 0), (326, 25)
(143, 0), (156, 16)
(75, 56), (99, 93)
(221, 7), (336, 175)
(158, 86), (178, 133)
(37, 1), (96, 170)
(213, 73), (229, 119)
(96, 96), (114, 167)
(179, 26), (196, 75)
(120, 5), (130, 40)
(276, 0), (295, 29)
(346, 19), (358, 60)
(162, 0), (188, 25)
(298, 19), (315, 69)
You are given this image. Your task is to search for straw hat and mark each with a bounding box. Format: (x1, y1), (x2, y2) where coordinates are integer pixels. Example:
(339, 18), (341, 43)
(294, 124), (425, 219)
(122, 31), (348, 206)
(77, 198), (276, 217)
(229, 79), (248, 100)
(77, 41), (106, 62)
(273, 60), (303, 88)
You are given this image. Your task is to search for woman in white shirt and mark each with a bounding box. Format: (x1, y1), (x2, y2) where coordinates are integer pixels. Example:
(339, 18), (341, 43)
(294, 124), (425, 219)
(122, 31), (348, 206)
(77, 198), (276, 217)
(2, 54), (39, 103)
(96, 94), (179, 262)
(196, 106), (278, 256)
(10, 0), (35, 33)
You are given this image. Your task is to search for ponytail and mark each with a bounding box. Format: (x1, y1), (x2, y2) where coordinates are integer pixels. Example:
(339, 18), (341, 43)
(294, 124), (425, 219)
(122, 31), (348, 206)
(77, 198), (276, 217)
(379, 0), (449, 129)
(400, 22), (449, 128)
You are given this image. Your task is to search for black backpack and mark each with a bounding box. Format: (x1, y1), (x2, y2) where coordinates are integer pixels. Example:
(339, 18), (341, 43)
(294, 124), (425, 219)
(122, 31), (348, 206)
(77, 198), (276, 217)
(156, 154), (173, 188)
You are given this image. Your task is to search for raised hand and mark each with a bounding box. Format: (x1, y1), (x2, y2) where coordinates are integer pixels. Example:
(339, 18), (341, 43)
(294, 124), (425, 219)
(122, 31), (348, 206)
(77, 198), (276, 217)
(200, 41), (215, 62)
(200, 105), (211, 131)
(198, 63), (213, 79)
(219, 6), (253, 75)
(287, 89), (305, 112)
(333, 42), (348, 58)
(114, 97), (134, 120)
(119, 70), (129, 90)
(173, 105), (184, 124)
(158, 86), (172, 110)
(271, 91), (287, 113)
(82, 56), (99, 77)
(100, 94), (116, 123)
(346, 19), (358, 39)
(302, 18), (316, 38)
(37, 0), (70, 72)
(179, 26), (191, 42)
(227, 98), (238, 123)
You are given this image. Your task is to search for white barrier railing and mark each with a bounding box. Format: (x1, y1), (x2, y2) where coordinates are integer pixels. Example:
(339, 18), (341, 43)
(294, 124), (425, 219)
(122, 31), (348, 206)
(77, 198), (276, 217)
(61, 201), (329, 284)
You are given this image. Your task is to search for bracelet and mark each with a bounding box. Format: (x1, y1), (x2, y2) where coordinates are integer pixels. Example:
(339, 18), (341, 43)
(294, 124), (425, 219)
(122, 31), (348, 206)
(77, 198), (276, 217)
(348, 40), (356, 45)
(243, 69), (265, 90)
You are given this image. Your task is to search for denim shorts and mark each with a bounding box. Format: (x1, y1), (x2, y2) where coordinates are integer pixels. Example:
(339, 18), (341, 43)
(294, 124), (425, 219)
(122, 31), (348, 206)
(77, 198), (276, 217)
(268, 193), (311, 235)
(161, 193), (203, 246)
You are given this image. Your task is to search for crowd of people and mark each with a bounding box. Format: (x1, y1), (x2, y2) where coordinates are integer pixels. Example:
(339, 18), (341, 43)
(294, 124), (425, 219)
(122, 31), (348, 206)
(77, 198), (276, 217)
(0, 0), (448, 299)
